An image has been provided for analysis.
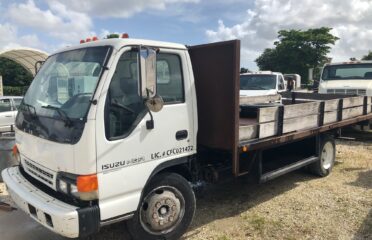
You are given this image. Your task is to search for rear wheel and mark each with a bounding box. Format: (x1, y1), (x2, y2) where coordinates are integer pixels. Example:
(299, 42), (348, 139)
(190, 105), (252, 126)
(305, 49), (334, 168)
(309, 135), (336, 177)
(127, 173), (195, 240)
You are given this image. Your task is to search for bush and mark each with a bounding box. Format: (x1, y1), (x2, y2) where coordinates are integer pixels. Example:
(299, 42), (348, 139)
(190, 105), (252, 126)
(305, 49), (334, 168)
(3, 86), (28, 96)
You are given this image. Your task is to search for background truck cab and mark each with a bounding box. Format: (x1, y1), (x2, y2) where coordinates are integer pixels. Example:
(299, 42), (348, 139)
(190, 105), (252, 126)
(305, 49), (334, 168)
(319, 61), (372, 96)
(240, 71), (286, 97)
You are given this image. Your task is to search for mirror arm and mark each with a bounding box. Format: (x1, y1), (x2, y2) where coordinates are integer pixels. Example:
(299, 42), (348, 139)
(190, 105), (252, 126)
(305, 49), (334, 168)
(146, 109), (154, 130)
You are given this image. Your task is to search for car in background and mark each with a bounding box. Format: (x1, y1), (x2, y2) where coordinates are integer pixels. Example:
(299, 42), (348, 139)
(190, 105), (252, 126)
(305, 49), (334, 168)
(0, 96), (23, 133)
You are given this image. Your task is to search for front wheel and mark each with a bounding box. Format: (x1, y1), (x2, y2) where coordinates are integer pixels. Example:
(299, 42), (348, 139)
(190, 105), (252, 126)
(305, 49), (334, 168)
(127, 173), (196, 240)
(308, 135), (336, 177)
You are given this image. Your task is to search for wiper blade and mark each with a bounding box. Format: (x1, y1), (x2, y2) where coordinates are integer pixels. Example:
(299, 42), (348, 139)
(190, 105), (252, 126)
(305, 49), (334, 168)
(42, 105), (73, 126)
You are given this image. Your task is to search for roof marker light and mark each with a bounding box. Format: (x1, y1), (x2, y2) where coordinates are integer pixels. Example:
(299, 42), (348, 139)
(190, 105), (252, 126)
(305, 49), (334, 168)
(86, 38), (91, 42)
(122, 33), (129, 38)
(92, 36), (98, 41)
(80, 39), (85, 44)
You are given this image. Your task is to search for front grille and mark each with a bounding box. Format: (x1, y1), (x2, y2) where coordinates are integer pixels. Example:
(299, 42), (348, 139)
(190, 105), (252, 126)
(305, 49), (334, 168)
(326, 89), (367, 96)
(23, 159), (54, 187)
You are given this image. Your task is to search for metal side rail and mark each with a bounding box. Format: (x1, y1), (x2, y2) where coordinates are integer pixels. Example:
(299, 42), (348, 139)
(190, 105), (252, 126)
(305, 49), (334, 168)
(259, 156), (318, 183)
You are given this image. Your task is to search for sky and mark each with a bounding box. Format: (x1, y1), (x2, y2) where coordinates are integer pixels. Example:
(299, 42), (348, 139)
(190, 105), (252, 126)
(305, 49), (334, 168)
(0, 0), (372, 70)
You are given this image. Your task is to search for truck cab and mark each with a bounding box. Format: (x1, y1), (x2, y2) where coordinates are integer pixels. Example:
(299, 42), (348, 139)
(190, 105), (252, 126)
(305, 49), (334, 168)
(319, 61), (372, 96)
(240, 71), (286, 97)
(2, 37), (197, 239)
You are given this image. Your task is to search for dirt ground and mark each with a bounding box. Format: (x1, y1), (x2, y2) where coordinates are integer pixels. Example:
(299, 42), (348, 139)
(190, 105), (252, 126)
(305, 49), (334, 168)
(0, 129), (371, 240)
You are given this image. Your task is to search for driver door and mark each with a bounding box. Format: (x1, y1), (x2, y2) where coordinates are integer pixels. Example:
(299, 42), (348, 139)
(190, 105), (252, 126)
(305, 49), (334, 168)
(95, 47), (196, 220)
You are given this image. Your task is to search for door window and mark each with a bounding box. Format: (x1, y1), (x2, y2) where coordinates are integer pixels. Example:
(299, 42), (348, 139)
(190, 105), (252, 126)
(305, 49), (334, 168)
(157, 54), (184, 103)
(0, 99), (12, 112)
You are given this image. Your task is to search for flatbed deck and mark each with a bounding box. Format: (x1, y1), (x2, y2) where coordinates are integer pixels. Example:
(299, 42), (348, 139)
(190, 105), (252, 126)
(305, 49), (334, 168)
(238, 94), (372, 144)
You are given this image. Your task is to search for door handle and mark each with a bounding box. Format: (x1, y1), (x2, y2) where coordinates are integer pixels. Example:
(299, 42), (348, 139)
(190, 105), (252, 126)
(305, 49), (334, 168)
(176, 130), (188, 140)
(5, 115), (12, 118)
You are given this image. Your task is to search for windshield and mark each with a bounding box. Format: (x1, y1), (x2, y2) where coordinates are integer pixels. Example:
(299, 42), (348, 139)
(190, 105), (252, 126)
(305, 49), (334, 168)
(16, 46), (111, 144)
(240, 74), (277, 90)
(322, 64), (372, 81)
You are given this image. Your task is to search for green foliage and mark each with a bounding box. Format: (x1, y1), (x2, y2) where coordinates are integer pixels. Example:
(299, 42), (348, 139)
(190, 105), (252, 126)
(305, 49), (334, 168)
(106, 33), (120, 39)
(3, 86), (28, 96)
(240, 67), (249, 73)
(255, 27), (339, 83)
(0, 57), (33, 87)
(362, 51), (372, 60)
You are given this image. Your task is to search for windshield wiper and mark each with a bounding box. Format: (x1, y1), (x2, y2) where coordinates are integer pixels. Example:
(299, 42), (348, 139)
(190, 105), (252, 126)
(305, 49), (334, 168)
(42, 105), (73, 126)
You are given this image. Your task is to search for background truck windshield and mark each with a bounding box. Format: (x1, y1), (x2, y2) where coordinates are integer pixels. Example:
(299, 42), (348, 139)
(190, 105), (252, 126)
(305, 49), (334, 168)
(322, 63), (372, 80)
(240, 74), (277, 90)
(16, 46), (111, 144)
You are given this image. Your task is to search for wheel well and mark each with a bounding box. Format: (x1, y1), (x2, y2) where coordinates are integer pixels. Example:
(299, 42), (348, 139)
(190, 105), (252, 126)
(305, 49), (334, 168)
(157, 164), (192, 182)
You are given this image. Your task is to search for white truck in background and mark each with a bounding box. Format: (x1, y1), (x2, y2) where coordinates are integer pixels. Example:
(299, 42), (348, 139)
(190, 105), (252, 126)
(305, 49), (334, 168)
(319, 61), (372, 96)
(240, 71), (286, 97)
(319, 61), (372, 128)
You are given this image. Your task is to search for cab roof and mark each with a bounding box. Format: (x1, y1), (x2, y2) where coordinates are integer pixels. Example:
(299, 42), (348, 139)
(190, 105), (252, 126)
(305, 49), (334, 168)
(325, 60), (372, 66)
(53, 38), (187, 55)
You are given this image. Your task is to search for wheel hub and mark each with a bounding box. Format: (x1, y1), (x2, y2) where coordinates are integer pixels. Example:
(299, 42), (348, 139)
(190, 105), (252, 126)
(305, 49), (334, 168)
(321, 142), (334, 169)
(140, 187), (184, 234)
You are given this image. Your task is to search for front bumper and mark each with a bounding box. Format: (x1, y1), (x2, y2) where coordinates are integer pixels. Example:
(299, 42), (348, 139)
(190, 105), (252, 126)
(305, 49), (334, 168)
(1, 166), (100, 238)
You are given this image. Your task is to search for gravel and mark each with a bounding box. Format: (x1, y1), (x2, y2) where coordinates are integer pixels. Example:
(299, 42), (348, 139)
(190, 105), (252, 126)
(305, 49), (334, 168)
(0, 130), (371, 240)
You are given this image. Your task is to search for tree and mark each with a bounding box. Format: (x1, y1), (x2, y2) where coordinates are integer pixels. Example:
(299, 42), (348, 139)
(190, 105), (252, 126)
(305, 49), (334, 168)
(362, 51), (372, 60)
(255, 27), (339, 83)
(0, 58), (33, 86)
(240, 67), (249, 73)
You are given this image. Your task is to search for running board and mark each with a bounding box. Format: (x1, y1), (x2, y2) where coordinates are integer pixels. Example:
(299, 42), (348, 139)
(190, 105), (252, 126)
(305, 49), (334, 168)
(260, 156), (318, 183)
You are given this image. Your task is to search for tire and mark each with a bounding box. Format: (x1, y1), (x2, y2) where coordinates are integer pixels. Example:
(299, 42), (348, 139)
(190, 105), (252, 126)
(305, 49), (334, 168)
(308, 135), (336, 177)
(127, 172), (196, 240)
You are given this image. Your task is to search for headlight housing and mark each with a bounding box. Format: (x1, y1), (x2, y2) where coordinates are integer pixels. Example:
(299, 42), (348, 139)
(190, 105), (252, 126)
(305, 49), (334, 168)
(57, 173), (98, 201)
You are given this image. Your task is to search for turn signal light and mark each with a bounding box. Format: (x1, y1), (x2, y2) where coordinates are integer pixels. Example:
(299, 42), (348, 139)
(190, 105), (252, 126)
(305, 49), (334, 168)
(77, 174), (98, 192)
(12, 144), (18, 156)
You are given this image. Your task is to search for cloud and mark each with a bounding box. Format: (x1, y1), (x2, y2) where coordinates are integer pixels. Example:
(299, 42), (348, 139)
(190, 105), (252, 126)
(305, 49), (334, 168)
(45, 0), (199, 18)
(0, 23), (44, 51)
(7, 0), (93, 42)
(206, 0), (372, 69)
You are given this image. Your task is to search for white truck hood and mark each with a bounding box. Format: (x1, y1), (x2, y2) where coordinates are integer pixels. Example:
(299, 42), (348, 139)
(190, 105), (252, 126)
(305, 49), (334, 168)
(320, 80), (372, 91)
(15, 120), (97, 176)
(240, 89), (277, 97)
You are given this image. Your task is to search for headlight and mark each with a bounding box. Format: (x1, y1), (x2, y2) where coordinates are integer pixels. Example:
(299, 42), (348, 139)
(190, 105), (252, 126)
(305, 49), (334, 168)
(58, 179), (68, 194)
(57, 173), (98, 201)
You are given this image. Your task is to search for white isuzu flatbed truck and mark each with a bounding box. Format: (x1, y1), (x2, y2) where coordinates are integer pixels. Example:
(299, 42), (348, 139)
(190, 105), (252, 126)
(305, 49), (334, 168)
(2, 38), (372, 240)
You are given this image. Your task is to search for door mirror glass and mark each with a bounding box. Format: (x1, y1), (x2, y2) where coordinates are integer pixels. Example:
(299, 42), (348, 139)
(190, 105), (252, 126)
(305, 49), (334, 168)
(145, 95), (164, 112)
(140, 47), (157, 99)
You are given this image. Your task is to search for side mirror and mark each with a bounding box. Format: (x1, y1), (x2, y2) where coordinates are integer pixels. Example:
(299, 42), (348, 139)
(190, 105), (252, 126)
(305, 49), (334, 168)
(140, 47), (157, 99)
